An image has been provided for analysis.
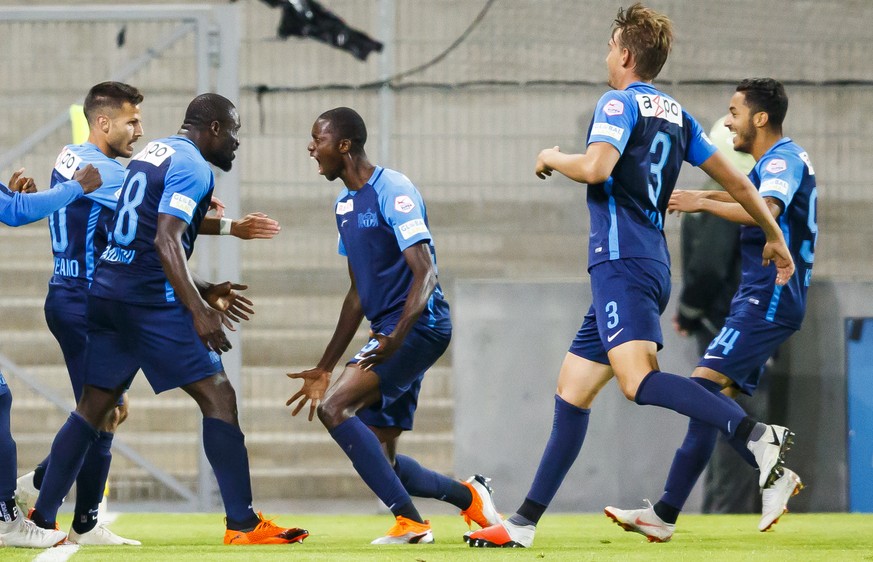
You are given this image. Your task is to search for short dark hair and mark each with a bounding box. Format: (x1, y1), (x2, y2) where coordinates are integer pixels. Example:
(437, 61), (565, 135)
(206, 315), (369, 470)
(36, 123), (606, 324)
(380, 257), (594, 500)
(317, 107), (367, 153)
(83, 81), (143, 124)
(613, 3), (673, 81)
(183, 93), (237, 130)
(736, 78), (789, 129)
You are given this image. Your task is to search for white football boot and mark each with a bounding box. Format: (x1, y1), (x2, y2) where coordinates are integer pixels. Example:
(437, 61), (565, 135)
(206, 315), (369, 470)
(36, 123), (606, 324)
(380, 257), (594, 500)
(68, 523), (141, 546)
(747, 424), (794, 489)
(0, 507), (66, 548)
(604, 500), (675, 543)
(464, 519), (535, 548)
(759, 468), (803, 532)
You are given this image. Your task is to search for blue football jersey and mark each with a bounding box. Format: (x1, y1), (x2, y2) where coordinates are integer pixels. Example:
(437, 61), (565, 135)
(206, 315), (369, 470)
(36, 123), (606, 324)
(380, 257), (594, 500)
(335, 166), (450, 333)
(585, 82), (716, 269)
(90, 136), (214, 304)
(46, 143), (126, 289)
(731, 138), (817, 329)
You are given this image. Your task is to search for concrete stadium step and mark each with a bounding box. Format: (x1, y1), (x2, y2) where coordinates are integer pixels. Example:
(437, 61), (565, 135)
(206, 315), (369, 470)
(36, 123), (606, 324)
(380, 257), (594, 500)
(0, 227), (50, 261)
(243, 366), (453, 403)
(13, 429), (453, 477)
(102, 465), (445, 501)
(0, 296), (50, 331)
(240, 192), (583, 232)
(0, 293), (346, 332)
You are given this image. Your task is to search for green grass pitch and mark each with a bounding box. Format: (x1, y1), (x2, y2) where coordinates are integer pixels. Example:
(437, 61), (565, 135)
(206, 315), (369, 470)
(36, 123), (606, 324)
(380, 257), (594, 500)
(3, 512), (872, 561)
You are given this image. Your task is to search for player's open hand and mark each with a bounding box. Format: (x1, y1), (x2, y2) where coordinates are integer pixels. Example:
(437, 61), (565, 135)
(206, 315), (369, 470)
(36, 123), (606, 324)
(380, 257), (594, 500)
(668, 190), (704, 214)
(535, 146), (560, 179)
(193, 305), (232, 354)
(8, 168), (36, 193)
(357, 333), (401, 371)
(73, 164), (102, 193)
(762, 239), (795, 286)
(232, 213), (281, 240)
(209, 196), (226, 218)
(203, 281), (253, 328)
(286, 368), (331, 421)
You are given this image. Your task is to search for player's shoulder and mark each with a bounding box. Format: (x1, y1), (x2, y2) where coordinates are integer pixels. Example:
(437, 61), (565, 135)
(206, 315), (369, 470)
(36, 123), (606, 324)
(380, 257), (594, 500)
(372, 167), (424, 216)
(760, 138), (812, 176)
(594, 87), (637, 119)
(374, 167), (416, 191)
(133, 136), (204, 170)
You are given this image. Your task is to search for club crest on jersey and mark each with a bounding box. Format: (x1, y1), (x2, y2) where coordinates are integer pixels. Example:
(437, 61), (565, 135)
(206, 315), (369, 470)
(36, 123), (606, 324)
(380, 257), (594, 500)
(603, 99), (624, 116)
(336, 199), (354, 215)
(765, 158), (787, 174)
(394, 195), (415, 213)
(358, 208), (378, 228)
(635, 94), (683, 127)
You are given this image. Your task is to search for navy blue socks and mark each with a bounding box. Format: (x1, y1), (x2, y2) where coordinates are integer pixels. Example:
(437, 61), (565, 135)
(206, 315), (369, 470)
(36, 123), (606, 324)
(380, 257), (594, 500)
(71, 431), (114, 534)
(33, 412), (99, 526)
(0, 390), (16, 511)
(509, 395), (590, 527)
(202, 418), (259, 530)
(393, 454), (472, 510)
(330, 417), (423, 523)
(635, 371), (747, 437)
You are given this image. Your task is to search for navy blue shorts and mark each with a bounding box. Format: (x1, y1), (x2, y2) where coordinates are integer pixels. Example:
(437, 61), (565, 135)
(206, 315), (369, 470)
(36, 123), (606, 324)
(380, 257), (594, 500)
(698, 313), (796, 395)
(84, 295), (224, 394)
(351, 322), (451, 431)
(569, 258), (671, 364)
(45, 284), (130, 404)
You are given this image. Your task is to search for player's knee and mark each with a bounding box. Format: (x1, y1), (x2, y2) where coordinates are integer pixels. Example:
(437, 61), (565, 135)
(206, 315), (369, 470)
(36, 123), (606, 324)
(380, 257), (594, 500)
(316, 398), (349, 430)
(618, 377), (641, 401)
(315, 401), (337, 429)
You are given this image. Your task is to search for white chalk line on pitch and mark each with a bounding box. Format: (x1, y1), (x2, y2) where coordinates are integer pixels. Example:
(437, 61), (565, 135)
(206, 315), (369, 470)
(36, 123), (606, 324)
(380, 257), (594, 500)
(32, 512), (119, 562)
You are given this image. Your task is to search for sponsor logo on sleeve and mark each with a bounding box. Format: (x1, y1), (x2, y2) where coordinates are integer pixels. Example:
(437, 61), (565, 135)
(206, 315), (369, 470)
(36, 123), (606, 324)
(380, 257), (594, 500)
(760, 178), (790, 196)
(134, 141), (176, 167)
(54, 147), (83, 180)
(398, 218), (429, 240)
(336, 199), (354, 215)
(765, 158), (787, 174)
(590, 122), (625, 141)
(394, 195), (416, 213)
(169, 192), (196, 217)
(799, 151), (815, 175)
(635, 93), (683, 126)
(603, 99), (624, 116)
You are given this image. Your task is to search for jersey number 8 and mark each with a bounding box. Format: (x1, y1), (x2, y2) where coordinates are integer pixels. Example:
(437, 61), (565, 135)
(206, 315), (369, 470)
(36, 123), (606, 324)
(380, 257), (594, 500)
(113, 171), (148, 246)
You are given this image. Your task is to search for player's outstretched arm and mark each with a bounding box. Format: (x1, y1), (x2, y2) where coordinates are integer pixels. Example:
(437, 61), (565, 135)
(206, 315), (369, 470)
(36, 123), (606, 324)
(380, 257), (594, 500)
(669, 190), (783, 227)
(699, 151), (794, 284)
(0, 165), (100, 227)
(287, 262), (364, 420)
(199, 213), (281, 239)
(155, 213), (231, 353)
(357, 241), (436, 371)
(535, 143), (620, 184)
